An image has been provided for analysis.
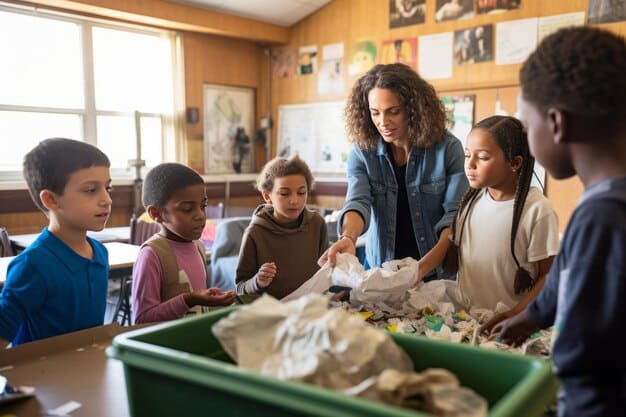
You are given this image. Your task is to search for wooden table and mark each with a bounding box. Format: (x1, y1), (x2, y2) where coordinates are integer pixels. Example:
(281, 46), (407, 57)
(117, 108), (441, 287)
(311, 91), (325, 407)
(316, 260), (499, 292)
(10, 226), (131, 250)
(0, 242), (140, 286)
(0, 323), (152, 417)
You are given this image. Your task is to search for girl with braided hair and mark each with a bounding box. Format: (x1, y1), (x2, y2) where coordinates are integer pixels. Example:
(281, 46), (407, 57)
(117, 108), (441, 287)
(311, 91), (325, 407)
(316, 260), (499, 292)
(421, 115), (559, 332)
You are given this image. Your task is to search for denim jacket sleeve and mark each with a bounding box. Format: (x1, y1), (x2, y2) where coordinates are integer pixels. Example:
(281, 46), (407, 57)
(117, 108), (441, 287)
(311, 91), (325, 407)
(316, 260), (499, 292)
(434, 134), (468, 235)
(339, 145), (373, 234)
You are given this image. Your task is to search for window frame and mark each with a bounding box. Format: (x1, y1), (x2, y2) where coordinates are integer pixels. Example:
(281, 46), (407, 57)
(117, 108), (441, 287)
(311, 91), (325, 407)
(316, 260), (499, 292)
(0, 4), (182, 183)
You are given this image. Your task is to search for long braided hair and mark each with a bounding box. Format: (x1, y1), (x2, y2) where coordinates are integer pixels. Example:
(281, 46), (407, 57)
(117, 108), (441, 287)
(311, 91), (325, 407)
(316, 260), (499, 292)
(450, 115), (536, 294)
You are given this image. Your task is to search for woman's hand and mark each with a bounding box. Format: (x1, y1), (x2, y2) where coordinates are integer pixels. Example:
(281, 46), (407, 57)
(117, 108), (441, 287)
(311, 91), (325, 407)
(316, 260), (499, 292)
(255, 262), (277, 289)
(318, 236), (356, 267)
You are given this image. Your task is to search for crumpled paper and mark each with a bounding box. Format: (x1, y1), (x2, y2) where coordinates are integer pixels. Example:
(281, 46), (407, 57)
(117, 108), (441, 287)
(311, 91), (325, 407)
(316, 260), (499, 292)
(212, 294), (413, 387)
(283, 253), (418, 305)
(212, 294), (487, 415)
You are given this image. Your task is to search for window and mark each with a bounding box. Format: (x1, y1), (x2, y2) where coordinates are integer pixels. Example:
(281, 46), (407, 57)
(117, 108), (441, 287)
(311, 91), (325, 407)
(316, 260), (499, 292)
(0, 6), (181, 180)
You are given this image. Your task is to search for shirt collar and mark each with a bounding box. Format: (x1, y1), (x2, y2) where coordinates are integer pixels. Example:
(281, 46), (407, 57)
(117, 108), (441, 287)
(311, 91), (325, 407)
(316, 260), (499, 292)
(37, 228), (107, 272)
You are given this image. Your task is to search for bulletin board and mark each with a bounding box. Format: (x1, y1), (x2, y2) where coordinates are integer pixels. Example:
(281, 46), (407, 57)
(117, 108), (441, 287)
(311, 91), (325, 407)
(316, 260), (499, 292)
(277, 101), (350, 174)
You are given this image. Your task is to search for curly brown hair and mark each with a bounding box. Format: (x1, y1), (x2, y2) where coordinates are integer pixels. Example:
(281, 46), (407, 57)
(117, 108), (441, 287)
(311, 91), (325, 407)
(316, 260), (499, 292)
(520, 26), (626, 128)
(345, 63), (446, 150)
(256, 155), (315, 193)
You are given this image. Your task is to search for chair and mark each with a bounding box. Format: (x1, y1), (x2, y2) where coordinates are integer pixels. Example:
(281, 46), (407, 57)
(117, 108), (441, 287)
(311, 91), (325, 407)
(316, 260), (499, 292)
(209, 217), (251, 291)
(205, 202), (225, 219)
(0, 227), (15, 257)
(111, 216), (161, 326)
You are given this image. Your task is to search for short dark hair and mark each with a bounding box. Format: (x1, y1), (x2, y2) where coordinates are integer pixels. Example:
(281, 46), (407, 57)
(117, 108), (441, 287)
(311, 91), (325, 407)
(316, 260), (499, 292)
(345, 63), (446, 150)
(520, 26), (626, 130)
(256, 155), (314, 193)
(23, 138), (110, 212)
(142, 163), (205, 208)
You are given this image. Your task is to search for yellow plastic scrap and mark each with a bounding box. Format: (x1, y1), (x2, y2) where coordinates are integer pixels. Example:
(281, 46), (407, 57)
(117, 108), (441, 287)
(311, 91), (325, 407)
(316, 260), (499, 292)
(358, 311), (374, 321)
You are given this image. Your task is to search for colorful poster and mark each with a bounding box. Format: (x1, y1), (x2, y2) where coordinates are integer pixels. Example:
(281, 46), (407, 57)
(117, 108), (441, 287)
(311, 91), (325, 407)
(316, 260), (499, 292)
(476, 0), (521, 15)
(440, 95), (474, 146)
(435, 0), (474, 22)
(380, 38), (417, 67)
(203, 84), (255, 174)
(297, 45), (317, 76)
(453, 24), (494, 66)
(348, 40), (377, 75)
(389, 0), (426, 28)
(271, 48), (295, 79)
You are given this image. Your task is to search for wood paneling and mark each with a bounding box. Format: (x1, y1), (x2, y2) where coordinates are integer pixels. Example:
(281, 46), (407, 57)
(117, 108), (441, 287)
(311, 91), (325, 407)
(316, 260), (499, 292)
(182, 32), (270, 173)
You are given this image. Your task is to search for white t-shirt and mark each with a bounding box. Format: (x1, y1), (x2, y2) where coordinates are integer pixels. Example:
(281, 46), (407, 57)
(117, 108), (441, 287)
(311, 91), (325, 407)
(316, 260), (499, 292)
(457, 187), (560, 309)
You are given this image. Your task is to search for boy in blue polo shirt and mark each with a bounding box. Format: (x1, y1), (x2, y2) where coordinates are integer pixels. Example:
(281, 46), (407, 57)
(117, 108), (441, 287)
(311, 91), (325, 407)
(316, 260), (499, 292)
(0, 138), (112, 347)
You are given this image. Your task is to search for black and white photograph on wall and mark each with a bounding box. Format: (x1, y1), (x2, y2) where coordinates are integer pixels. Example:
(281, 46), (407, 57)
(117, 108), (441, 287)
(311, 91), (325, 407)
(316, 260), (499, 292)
(389, 0), (426, 28)
(435, 0), (475, 22)
(453, 24), (494, 66)
(588, 0), (626, 24)
(476, 0), (521, 15)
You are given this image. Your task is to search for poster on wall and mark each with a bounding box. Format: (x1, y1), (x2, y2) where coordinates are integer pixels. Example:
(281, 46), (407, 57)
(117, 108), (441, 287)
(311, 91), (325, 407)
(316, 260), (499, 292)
(435, 0), (474, 22)
(453, 24), (493, 66)
(318, 42), (344, 95)
(440, 95), (474, 146)
(348, 40), (378, 75)
(495, 18), (538, 65)
(389, 0), (426, 28)
(476, 0), (521, 15)
(297, 45), (318, 75)
(538, 12), (585, 43)
(203, 84), (255, 174)
(418, 32), (453, 79)
(277, 101), (350, 174)
(380, 38), (417, 67)
(588, 0), (626, 23)
(271, 47), (295, 79)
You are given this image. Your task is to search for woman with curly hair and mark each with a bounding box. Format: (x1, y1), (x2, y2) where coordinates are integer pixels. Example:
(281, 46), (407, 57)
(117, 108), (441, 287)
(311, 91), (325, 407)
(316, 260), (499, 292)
(319, 63), (468, 281)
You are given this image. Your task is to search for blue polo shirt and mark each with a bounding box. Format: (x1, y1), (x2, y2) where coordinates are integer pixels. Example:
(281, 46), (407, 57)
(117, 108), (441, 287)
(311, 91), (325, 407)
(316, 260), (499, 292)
(0, 228), (109, 346)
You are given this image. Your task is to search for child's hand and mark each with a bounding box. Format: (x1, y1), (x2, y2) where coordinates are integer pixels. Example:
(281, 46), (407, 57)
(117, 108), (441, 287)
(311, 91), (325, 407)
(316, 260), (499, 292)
(493, 309), (540, 347)
(187, 288), (236, 307)
(255, 262), (276, 289)
(479, 311), (511, 335)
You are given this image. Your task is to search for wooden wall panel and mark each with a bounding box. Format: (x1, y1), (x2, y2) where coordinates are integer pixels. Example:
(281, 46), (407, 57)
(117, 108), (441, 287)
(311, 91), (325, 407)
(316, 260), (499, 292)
(183, 32), (270, 173)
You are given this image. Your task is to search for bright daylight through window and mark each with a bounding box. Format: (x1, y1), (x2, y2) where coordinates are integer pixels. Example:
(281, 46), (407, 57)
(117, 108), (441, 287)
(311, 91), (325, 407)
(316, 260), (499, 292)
(0, 6), (179, 180)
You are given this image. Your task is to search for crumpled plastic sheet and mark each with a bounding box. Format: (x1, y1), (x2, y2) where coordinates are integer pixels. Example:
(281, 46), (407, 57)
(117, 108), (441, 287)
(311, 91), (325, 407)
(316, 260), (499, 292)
(283, 253), (418, 305)
(282, 254), (552, 357)
(212, 294), (487, 416)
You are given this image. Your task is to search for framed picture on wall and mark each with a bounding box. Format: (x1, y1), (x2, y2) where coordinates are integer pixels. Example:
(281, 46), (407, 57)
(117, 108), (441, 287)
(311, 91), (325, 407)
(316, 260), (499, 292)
(203, 84), (255, 174)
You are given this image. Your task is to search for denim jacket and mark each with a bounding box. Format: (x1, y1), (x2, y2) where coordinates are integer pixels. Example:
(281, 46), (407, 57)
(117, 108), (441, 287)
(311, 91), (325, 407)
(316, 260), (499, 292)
(339, 132), (468, 272)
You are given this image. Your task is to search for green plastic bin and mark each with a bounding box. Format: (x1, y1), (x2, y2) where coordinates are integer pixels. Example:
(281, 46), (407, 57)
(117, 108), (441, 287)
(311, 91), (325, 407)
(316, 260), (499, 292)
(107, 306), (558, 417)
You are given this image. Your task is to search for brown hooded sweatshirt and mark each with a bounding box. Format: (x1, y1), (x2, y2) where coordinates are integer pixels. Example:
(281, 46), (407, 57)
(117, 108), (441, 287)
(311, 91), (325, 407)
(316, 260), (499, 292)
(235, 204), (329, 299)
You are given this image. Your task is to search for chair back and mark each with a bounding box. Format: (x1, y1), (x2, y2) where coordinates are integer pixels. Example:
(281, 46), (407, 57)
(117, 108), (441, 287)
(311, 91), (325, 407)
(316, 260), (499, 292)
(205, 202), (224, 219)
(129, 217), (161, 246)
(0, 227), (14, 257)
(210, 217), (252, 291)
